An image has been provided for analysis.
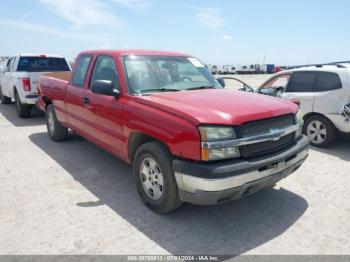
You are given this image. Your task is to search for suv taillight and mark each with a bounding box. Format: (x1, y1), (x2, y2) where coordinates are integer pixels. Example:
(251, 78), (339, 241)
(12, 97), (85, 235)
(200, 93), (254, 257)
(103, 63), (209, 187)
(22, 78), (31, 91)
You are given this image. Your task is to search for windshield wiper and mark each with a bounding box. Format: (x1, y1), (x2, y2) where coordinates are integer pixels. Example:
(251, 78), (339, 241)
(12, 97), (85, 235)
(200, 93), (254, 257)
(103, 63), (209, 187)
(140, 88), (181, 93)
(187, 85), (216, 90)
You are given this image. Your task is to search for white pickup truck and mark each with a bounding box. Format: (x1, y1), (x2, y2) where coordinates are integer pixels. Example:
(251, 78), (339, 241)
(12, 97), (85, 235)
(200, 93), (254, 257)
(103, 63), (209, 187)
(0, 54), (71, 118)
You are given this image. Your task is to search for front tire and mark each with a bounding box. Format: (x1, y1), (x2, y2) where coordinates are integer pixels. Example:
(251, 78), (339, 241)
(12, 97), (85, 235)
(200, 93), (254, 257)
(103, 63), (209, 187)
(46, 104), (68, 141)
(133, 142), (183, 214)
(15, 90), (31, 118)
(303, 115), (337, 147)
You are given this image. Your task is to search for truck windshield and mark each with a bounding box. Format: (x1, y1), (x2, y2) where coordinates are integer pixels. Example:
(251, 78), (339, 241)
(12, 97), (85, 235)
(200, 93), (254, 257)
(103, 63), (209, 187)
(123, 55), (222, 94)
(17, 57), (70, 72)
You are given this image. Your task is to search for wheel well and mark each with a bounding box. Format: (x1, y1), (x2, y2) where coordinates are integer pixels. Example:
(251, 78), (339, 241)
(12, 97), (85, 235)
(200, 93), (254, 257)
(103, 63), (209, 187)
(303, 112), (330, 122)
(12, 86), (19, 100)
(128, 133), (169, 163)
(42, 96), (52, 109)
(303, 112), (337, 129)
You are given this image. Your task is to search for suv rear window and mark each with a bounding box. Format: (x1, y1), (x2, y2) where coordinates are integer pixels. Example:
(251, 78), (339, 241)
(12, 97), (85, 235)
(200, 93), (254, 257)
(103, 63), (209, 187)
(314, 72), (342, 91)
(17, 57), (70, 72)
(286, 72), (317, 92)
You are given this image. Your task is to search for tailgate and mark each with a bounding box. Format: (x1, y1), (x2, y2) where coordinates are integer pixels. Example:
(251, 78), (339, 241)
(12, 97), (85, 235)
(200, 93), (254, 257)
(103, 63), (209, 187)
(26, 72), (42, 94)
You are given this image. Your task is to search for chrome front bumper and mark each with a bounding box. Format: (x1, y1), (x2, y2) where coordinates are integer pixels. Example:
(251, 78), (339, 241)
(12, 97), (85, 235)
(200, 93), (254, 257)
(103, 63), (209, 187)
(173, 135), (309, 205)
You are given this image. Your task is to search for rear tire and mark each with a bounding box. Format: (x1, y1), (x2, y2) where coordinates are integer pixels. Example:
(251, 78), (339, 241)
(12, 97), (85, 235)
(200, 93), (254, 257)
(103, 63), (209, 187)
(133, 141), (183, 214)
(303, 115), (337, 147)
(0, 86), (12, 104)
(46, 104), (68, 142)
(15, 90), (31, 118)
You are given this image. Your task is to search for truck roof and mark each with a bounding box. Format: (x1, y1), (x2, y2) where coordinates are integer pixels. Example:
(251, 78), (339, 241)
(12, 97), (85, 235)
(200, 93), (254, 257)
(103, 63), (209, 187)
(78, 49), (191, 57)
(16, 54), (66, 58)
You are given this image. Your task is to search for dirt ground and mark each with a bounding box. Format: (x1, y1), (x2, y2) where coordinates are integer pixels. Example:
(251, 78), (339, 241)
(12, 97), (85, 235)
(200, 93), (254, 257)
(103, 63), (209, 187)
(0, 75), (349, 255)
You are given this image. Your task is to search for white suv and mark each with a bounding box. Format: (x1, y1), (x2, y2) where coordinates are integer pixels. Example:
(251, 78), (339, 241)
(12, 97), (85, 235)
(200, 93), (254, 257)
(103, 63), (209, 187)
(256, 64), (350, 147)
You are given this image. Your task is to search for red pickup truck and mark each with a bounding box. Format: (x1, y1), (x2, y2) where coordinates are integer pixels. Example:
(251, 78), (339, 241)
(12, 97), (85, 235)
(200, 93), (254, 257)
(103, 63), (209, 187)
(37, 50), (309, 214)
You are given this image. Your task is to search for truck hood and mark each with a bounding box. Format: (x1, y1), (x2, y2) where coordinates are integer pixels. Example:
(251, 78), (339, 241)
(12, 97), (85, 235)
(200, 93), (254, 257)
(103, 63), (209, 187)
(134, 89), (298, 125)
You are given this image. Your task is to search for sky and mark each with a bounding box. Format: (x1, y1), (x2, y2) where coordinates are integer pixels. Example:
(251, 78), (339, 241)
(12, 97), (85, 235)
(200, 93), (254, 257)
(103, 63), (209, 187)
(0, 0), (349, 65)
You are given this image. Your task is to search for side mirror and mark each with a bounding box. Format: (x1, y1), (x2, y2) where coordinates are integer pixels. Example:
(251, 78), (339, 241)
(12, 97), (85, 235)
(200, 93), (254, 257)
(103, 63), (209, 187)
(259, 87), (278, 97)
(217, 77), (225, 87)
(91, 80), (120, 97)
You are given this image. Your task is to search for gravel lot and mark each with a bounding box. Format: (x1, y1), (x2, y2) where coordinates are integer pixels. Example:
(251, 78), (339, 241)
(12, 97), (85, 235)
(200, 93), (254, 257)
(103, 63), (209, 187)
(0, 75), (349, 256)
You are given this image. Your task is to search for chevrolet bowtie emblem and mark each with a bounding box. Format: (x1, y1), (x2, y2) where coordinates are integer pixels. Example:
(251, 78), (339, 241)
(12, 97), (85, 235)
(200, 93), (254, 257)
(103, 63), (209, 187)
(270, 129), (283, 141)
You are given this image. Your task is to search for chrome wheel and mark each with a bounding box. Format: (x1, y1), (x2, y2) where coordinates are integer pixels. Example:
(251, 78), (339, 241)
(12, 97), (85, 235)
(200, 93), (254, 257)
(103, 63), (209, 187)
(307, 120), (327, 145)
(139, 158), (164, 200)
(47, 111), (55, 135)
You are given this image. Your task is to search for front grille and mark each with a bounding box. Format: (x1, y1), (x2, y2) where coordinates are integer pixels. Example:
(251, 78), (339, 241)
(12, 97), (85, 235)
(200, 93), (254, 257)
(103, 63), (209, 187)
(236, 114), (295, 158)
(240, 133), (295, 158)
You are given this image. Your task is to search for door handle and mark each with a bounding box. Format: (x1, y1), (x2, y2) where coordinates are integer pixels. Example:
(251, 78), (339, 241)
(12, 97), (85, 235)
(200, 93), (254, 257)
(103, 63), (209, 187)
(83, 97), (90, 105)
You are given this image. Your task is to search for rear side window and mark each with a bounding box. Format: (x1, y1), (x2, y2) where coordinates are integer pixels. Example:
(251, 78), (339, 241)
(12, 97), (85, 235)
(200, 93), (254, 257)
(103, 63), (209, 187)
(71, 55), (92, 87)
(314, 72), (342, 91)
(17, 57), (70, 72)
(286, 72), (317, 92)
(6, 57), (15, 72)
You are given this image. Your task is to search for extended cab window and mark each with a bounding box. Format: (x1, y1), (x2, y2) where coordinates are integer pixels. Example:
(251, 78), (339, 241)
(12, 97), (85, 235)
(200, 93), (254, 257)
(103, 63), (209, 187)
(314, 72), (342, 91)
(286, 72), (317, 92)
(90, 55), (119, 89)
(72, 55), (92, 87)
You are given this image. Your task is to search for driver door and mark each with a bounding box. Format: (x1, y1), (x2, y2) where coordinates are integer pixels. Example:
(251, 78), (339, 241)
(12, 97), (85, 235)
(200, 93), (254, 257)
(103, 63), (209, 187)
(83, 55), (124, 156)
(283, 71), (316, 115)
(1, 57), (15, 97)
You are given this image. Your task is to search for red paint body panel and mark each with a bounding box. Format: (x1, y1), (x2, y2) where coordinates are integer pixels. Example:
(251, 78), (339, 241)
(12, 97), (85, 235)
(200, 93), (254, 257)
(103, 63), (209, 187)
(135, 89), (298, 126)
(38, 50), (298, 163)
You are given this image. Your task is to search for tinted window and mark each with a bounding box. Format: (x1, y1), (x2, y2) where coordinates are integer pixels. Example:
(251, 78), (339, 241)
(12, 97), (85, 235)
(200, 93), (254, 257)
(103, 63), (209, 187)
(314, 72), (342, 91)
(72, 55), (92, 87)
(17, 57), (70, 72)
(90, 56), (119, 88)
(286, 72), (317, 92)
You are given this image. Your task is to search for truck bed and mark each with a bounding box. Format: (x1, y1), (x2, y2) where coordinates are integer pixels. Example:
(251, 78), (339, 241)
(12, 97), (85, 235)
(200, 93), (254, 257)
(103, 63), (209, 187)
(37, 71), (71, 113)
(42, 71), (71, 81)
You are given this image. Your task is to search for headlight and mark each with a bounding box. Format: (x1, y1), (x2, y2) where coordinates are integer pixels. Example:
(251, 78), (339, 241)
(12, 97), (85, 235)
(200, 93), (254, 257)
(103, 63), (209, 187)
(199, 126), (236, 141)
(199, 126), (240, 161)
(295, 110), (303, 138)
